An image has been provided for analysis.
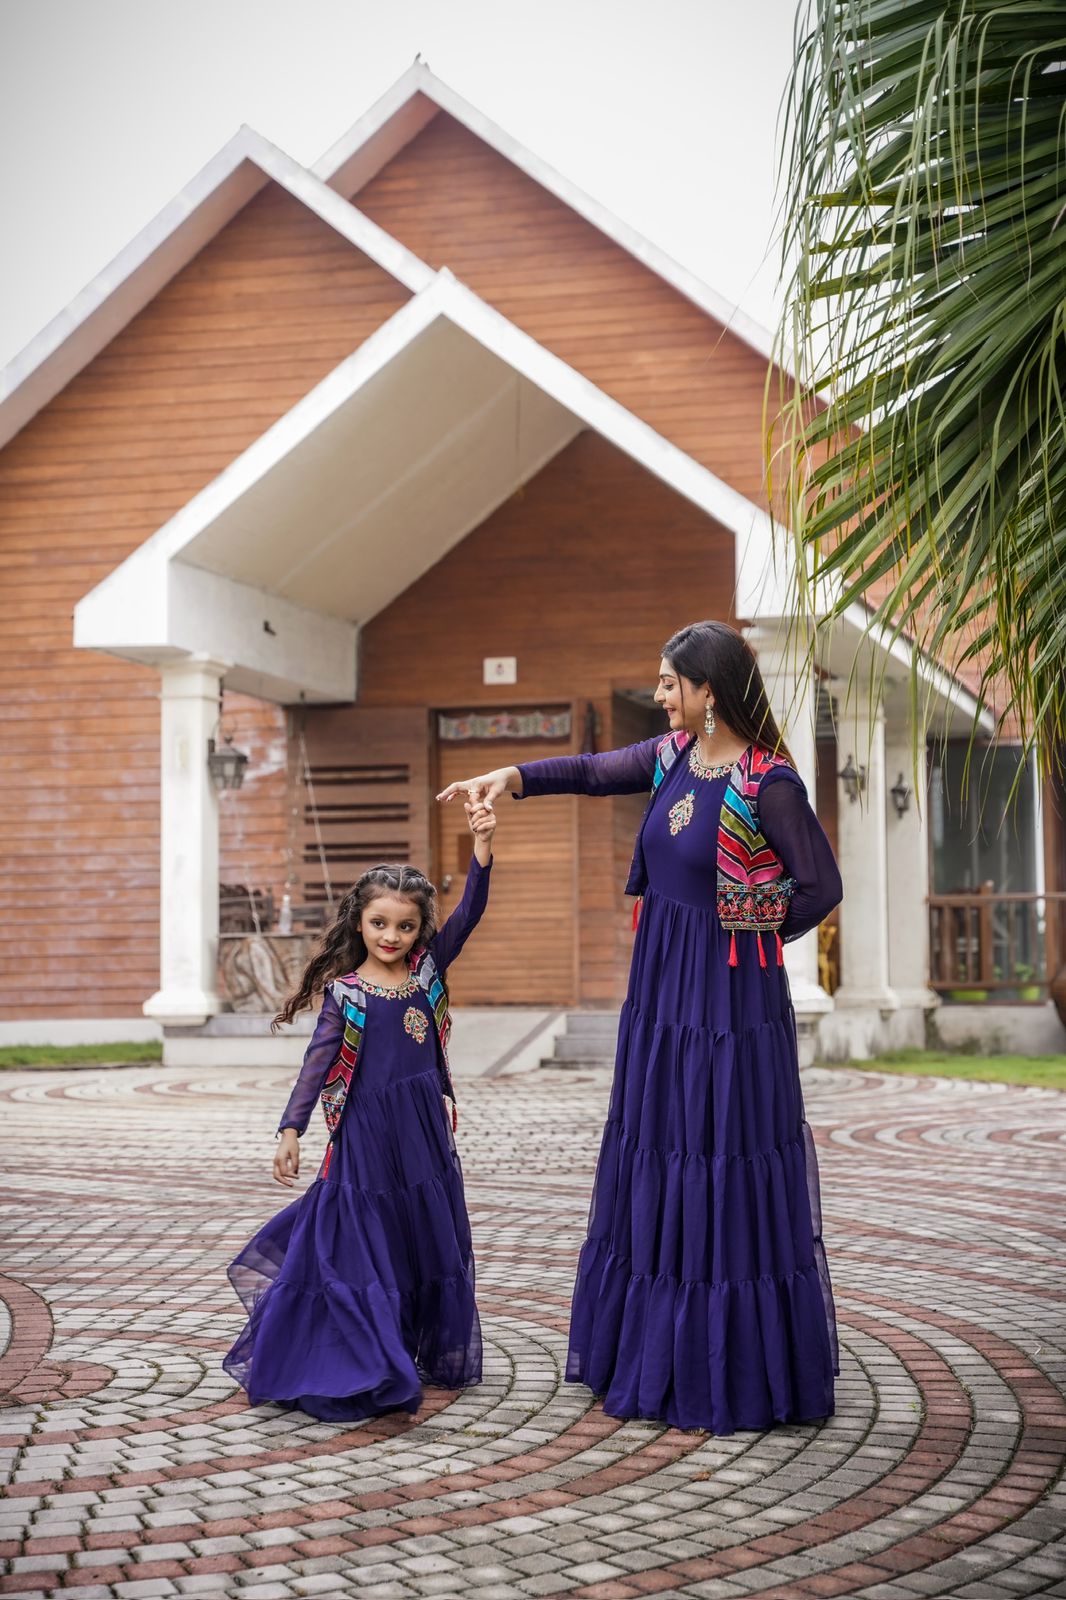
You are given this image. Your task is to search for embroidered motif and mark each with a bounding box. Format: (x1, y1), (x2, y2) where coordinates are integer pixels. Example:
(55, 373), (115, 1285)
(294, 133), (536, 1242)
(404, 1005), (429, 1044)
(716, 878), (795, 932)
(668, 789), (695, 836)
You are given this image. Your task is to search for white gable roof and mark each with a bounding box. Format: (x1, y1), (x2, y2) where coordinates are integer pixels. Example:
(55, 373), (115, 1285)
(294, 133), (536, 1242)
(314, 63), (780, 366)
(0, 65), (783, 454)
(0, 129), (434, 452)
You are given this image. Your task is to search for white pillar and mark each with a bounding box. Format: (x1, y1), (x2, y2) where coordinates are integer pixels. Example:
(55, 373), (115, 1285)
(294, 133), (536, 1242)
(885, 731), (939, 1012)
(143, 656), (230, 1027)
(744, 623), (832, 1018)
(833, 684), (898, 1012)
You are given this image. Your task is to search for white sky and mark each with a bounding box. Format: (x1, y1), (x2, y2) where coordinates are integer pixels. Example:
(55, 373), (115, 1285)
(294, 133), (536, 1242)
(0, 0), (802, 371)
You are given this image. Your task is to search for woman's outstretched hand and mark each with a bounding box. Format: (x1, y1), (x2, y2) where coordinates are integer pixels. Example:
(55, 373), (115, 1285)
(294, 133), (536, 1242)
(436, 766), (521, 808)
(274, 1129), (300, 1187)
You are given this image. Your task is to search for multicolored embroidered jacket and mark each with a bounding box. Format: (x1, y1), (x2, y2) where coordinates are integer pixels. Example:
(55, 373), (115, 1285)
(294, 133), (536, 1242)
(646, 733), (795, 965)
(515, 735), (841, 967)
(276, 856), (492, 1143)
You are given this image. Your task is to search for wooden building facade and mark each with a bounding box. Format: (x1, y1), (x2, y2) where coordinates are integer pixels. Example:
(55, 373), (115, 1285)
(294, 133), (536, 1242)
(4, 65), (1049, 1055)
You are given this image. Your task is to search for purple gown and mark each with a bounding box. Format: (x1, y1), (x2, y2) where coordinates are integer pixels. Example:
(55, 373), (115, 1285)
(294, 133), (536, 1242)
(517, 741), (840, 1433)
(223, 859), (490, 1421)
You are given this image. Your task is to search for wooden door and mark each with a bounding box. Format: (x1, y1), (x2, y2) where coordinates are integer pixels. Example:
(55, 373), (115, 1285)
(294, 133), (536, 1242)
(434, 731), (577, 1004)
(297, 707), (430, 915)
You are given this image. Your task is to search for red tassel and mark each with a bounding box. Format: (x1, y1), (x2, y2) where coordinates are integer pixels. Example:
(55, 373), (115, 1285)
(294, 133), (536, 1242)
(632, 897), (642, 932)
(776, 932), (784, 966)
(758, 931), (768, 969)
(728, 931), (738, 967)
(452, 1102), (459, 1133)
(321, 1142), (333, 1179)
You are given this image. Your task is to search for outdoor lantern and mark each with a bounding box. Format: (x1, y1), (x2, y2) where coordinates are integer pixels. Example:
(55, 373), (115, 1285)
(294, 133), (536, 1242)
(838, 753), (866, 803)
(890, 771), (912, 818)
(207, 735), (249, 792)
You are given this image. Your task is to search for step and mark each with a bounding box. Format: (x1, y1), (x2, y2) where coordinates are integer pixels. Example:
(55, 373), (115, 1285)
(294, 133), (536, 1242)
(539, 1053), (617, 1071)
(562, 1010), (621, 1035)
(551, 1034), (619, 1060)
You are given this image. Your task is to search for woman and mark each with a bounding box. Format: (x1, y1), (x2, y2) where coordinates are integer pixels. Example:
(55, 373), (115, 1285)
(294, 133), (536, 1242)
(438, 621), (841, 1434)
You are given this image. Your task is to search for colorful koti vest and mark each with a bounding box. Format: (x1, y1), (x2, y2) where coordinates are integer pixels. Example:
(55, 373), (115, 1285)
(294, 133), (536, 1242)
(317, 945), (454, 1174)
(647, 734), (796, 968)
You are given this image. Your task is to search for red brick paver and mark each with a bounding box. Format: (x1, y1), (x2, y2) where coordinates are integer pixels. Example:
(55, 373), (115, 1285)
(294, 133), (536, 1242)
(0, 1059), (1064, 1597)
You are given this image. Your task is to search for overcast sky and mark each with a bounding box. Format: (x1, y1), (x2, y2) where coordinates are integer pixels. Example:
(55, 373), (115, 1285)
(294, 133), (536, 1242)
(0, 0), (802, 370)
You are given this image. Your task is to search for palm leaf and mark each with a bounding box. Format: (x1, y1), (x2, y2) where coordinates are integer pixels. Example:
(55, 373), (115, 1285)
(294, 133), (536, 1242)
(773, 0), (1066, 776)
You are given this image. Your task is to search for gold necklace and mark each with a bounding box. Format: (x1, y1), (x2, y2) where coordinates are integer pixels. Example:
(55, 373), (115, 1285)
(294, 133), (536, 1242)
(354, 971), (417, 999)
(689, 743), (735, 782)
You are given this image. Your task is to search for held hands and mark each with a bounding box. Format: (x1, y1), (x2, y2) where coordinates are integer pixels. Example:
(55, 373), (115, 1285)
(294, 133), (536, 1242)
(437, 766), (521, 809)
(274, 1129), (300, 1187)
(465, 798), (496, 865)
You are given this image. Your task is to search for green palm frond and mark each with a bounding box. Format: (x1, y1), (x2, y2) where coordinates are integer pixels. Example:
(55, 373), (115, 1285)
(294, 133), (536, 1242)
(774, 0), (1066, 768)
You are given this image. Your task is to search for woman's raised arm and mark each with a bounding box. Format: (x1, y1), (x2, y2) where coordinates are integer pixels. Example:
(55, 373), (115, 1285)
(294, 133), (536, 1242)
(437, 738), (661, 807)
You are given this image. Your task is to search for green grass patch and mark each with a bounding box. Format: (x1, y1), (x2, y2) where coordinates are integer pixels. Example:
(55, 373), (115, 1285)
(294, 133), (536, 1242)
(832, 1047), (1066, 1091)
(0, 1040), (163, 1070)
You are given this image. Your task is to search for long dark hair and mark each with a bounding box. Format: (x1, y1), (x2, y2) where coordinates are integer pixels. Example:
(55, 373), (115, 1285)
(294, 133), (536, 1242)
(662, 621), (794, 765)
(273, 864), (438, 1029)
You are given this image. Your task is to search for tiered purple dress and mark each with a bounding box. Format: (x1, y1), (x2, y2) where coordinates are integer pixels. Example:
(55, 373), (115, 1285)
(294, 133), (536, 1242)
(516, 741), (840, 1433)
(223, 858), (490, 1421)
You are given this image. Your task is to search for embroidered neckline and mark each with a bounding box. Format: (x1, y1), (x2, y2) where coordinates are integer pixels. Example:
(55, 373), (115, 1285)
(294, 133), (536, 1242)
(353, 971), (418, 999)
(688, 744), (735, 782)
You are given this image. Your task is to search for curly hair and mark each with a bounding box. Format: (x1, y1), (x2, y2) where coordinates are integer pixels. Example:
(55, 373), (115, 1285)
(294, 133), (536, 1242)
(273, 864), (438, 1029)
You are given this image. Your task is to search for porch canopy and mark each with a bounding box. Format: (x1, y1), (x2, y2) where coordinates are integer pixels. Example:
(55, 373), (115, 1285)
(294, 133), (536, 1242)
(74, 272), (784, 703)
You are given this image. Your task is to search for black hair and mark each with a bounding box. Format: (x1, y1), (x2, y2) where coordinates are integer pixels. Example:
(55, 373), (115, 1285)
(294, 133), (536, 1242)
(661, 620), (794, 765)
(273, 864), (437, 1028)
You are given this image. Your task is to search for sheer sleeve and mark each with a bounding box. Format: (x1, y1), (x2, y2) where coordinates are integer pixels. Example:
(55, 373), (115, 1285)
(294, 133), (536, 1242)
(516, 737), (659, 799)
(277, 990), (344, 1135)
(759, 770), (843, 942)
(432, 855), (492, 973)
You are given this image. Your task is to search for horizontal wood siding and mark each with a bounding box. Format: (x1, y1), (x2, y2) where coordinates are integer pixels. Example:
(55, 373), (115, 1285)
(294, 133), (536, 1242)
(354, 112), (781, 508)
(435, 733), (578, 1005)
(355, 430), (736, 1003)
(0, 183), (410, 1018)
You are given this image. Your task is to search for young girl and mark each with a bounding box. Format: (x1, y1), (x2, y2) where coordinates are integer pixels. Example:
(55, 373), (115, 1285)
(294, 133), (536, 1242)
(223, 799), (495, 1422)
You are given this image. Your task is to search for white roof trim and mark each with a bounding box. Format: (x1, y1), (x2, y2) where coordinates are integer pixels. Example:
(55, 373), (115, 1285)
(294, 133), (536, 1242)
(314, 62), (786, 373)
(75, 273), (777, 652)
(0, 128), (434, 451)
(839, 603), (995, 734)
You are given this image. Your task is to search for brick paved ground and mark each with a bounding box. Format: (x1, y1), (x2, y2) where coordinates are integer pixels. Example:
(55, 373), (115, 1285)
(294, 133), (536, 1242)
(1, 1058), (1065, 1599)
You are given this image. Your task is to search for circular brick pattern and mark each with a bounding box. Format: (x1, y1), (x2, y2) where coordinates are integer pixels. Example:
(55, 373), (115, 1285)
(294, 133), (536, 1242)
(0, 1061), (1063, 1598)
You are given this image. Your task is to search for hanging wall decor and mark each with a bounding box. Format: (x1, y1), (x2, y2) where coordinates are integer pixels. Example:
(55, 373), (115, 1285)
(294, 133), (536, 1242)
(437, 710), (572, 741)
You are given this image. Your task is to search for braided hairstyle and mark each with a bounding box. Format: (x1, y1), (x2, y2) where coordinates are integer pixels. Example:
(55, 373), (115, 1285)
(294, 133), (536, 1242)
(273, 864), (438, 1029)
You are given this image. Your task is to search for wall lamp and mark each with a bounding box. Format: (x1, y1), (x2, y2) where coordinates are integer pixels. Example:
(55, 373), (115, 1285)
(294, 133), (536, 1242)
(208, 734), (249, 792)
(890, 772), (912, 818)
(838, 754), (866, 803)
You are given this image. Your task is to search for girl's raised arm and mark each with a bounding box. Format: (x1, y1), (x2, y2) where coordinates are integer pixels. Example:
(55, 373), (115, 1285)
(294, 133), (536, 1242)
(432, 852), (492, 974)
(277, 990), (345, 1135)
